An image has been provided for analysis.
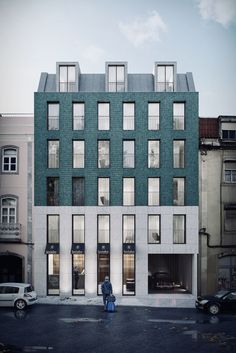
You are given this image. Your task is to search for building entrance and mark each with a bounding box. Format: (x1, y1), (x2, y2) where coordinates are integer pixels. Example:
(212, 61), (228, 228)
(0, 254), (23, 283)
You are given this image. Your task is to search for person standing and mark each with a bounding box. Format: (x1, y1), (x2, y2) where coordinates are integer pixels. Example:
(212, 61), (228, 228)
(101, 276), (113, 310)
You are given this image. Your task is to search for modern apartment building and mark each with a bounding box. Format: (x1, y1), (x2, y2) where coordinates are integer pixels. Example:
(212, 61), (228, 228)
(34, 61), (199, 306)
(199, 116), (236, 295)
(0, 113), (34, 283)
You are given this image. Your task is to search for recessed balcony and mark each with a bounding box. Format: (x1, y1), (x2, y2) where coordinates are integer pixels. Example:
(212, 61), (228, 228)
(0, 223), (21, 242)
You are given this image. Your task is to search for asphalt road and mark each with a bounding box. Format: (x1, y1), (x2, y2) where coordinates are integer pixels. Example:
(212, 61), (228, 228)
(0, 304), (236, 353)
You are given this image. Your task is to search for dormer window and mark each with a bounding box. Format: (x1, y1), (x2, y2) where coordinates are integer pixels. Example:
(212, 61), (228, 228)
(57, 62), (79, 92)
(59, 65), (76, 92)
(155, 62), (176, 92)
(106, 62), (127, 92)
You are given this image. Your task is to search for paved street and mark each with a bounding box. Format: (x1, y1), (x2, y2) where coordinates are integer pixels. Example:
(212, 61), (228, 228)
(0, 304), (236, 353)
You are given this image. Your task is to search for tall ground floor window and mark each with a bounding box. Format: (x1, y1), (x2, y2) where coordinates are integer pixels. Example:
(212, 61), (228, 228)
(97, 254), (110, 295)
(72, 254), (85, 295)
(148, 254), (192, 294)
(218, 255), (236, 290)
(47, 254), (59, 295)
(123, 254), (135, 295)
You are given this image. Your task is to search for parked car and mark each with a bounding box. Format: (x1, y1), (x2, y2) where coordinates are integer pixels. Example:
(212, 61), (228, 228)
(0, 283), (37, 310)
(195, 289), (236, 315)
(151, 271), (175, 290)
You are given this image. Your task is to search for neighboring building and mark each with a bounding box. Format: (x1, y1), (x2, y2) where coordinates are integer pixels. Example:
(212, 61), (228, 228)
(34, 61), (198, 306)
(199, 116), (236, 295)
(0, 113), (34, 283)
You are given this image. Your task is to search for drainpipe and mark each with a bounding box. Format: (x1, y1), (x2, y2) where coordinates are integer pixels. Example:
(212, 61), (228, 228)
(199, 228), (236, 248)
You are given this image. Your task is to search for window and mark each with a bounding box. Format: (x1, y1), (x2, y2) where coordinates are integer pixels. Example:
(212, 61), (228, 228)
(224, 161), (236, 182)
(73, 215), (85, 243)
(173, 215), (186, 244)
(157, 65), (174, 92)
(72, 215), (85, 295)
(173, 140), (185, 168)
(98, 103), (110, 130)
(1, 197), (17, 223)
(47, 215), (59, 243)
(224, 206), (236, 232)
(97, 215), (110, 295)
(123, 140), (135, 168)
(59, 65), (76, 92)
(48, 103), (59, 130)
(47, 215), (59, 295)
(98, 178), (110, 206)
(173, 103), (185, 130)
(173, 178), (185, 206)
(108, 65), (125, 92)
(123, 215), (135, 295)
(47, 177), (59, 206)
(123, 215), (135, 243)
(148, 215), (160, 243)
(73, 103), (84, 130)
(222, 130), (236, 140)
(218, 256), (236, 290)
(123, 178), (135, 206)
(148, 103), (159, 130)
(73, 255), (85, 295)
(48, 141), (59, 168)
(2, 147), (18, 173)
(73, 141), (84, 168)
(148, 178), (160, 206)
(123, 103), (135, 130)
(98, 140), (110, 168)
(148, 140), (159, 168)
(98, 215), (110, 243)
(72, 178), (85, 206)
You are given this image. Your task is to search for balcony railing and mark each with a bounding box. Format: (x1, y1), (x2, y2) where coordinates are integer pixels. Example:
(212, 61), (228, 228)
(0, 223), (21, 241)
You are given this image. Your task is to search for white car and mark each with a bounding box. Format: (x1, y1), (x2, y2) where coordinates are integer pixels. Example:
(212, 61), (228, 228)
(0, 283), (37, 310)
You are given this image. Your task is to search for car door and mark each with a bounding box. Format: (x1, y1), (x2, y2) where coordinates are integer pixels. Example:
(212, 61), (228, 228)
(222, 292), (236, 312)
(3, 286), (19, 307)
(0, 286), (13, 306)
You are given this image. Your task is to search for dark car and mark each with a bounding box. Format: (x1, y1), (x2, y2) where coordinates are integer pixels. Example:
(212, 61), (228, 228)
(195, 289), (236, 315)
(151, 271), (175, 290)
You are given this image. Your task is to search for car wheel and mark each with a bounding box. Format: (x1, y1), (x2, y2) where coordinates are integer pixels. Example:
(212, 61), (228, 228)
(14, 299), (27, 310)
(208, 304), (220, 315)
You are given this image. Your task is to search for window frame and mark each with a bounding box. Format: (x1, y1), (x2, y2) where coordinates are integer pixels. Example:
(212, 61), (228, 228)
(47, 102), (59, 130)
(173, 140), (185, 168)
(98, 102), (110, 131)
(98, 140), (110, 169)
(148, 140), (160, 168)
(73, 140), (85, 168)
(173, 177), (185, 206)
(123, 102), (135, 130)
(47, 140), (59, 169)
(173, 214), (186, 244)
(123, 177), (135, 206)
(47, 177), (59, 206)
(148, 102), (160, 131)
(148, 214), (161, 244)
(148, 177), (160, 206)
(73, 102), (85, 130)
(123, 140), (135, 168)
(98, 177), (110, 206)
(1, 146), (19, 174)
(0, 195), (18, 224)
(173, 102), (185, 130)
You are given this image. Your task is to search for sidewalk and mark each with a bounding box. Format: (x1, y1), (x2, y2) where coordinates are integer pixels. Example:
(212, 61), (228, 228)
(38, 293), (196, 308)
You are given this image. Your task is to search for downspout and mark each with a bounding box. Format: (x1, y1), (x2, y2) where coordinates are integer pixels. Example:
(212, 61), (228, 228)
(199, 228), (236, 248)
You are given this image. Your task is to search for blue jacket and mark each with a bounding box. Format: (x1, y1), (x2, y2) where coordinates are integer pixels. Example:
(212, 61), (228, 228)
(101, 281), (113, 295)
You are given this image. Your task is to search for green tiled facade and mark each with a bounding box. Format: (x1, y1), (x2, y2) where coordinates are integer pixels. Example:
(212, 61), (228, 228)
(34, 91), (198, 206)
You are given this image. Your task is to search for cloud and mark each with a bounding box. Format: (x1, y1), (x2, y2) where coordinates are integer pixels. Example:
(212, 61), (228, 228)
(119, 10), (167, 47)
(197, 0), (236, 27)
(82, 45), (105, 64)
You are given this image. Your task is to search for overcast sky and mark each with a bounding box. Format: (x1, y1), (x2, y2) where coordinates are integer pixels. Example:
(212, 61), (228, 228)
(0, 0), (235, 117)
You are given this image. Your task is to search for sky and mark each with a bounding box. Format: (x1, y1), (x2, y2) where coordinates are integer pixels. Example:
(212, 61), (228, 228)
(0, 0), (235, 117)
